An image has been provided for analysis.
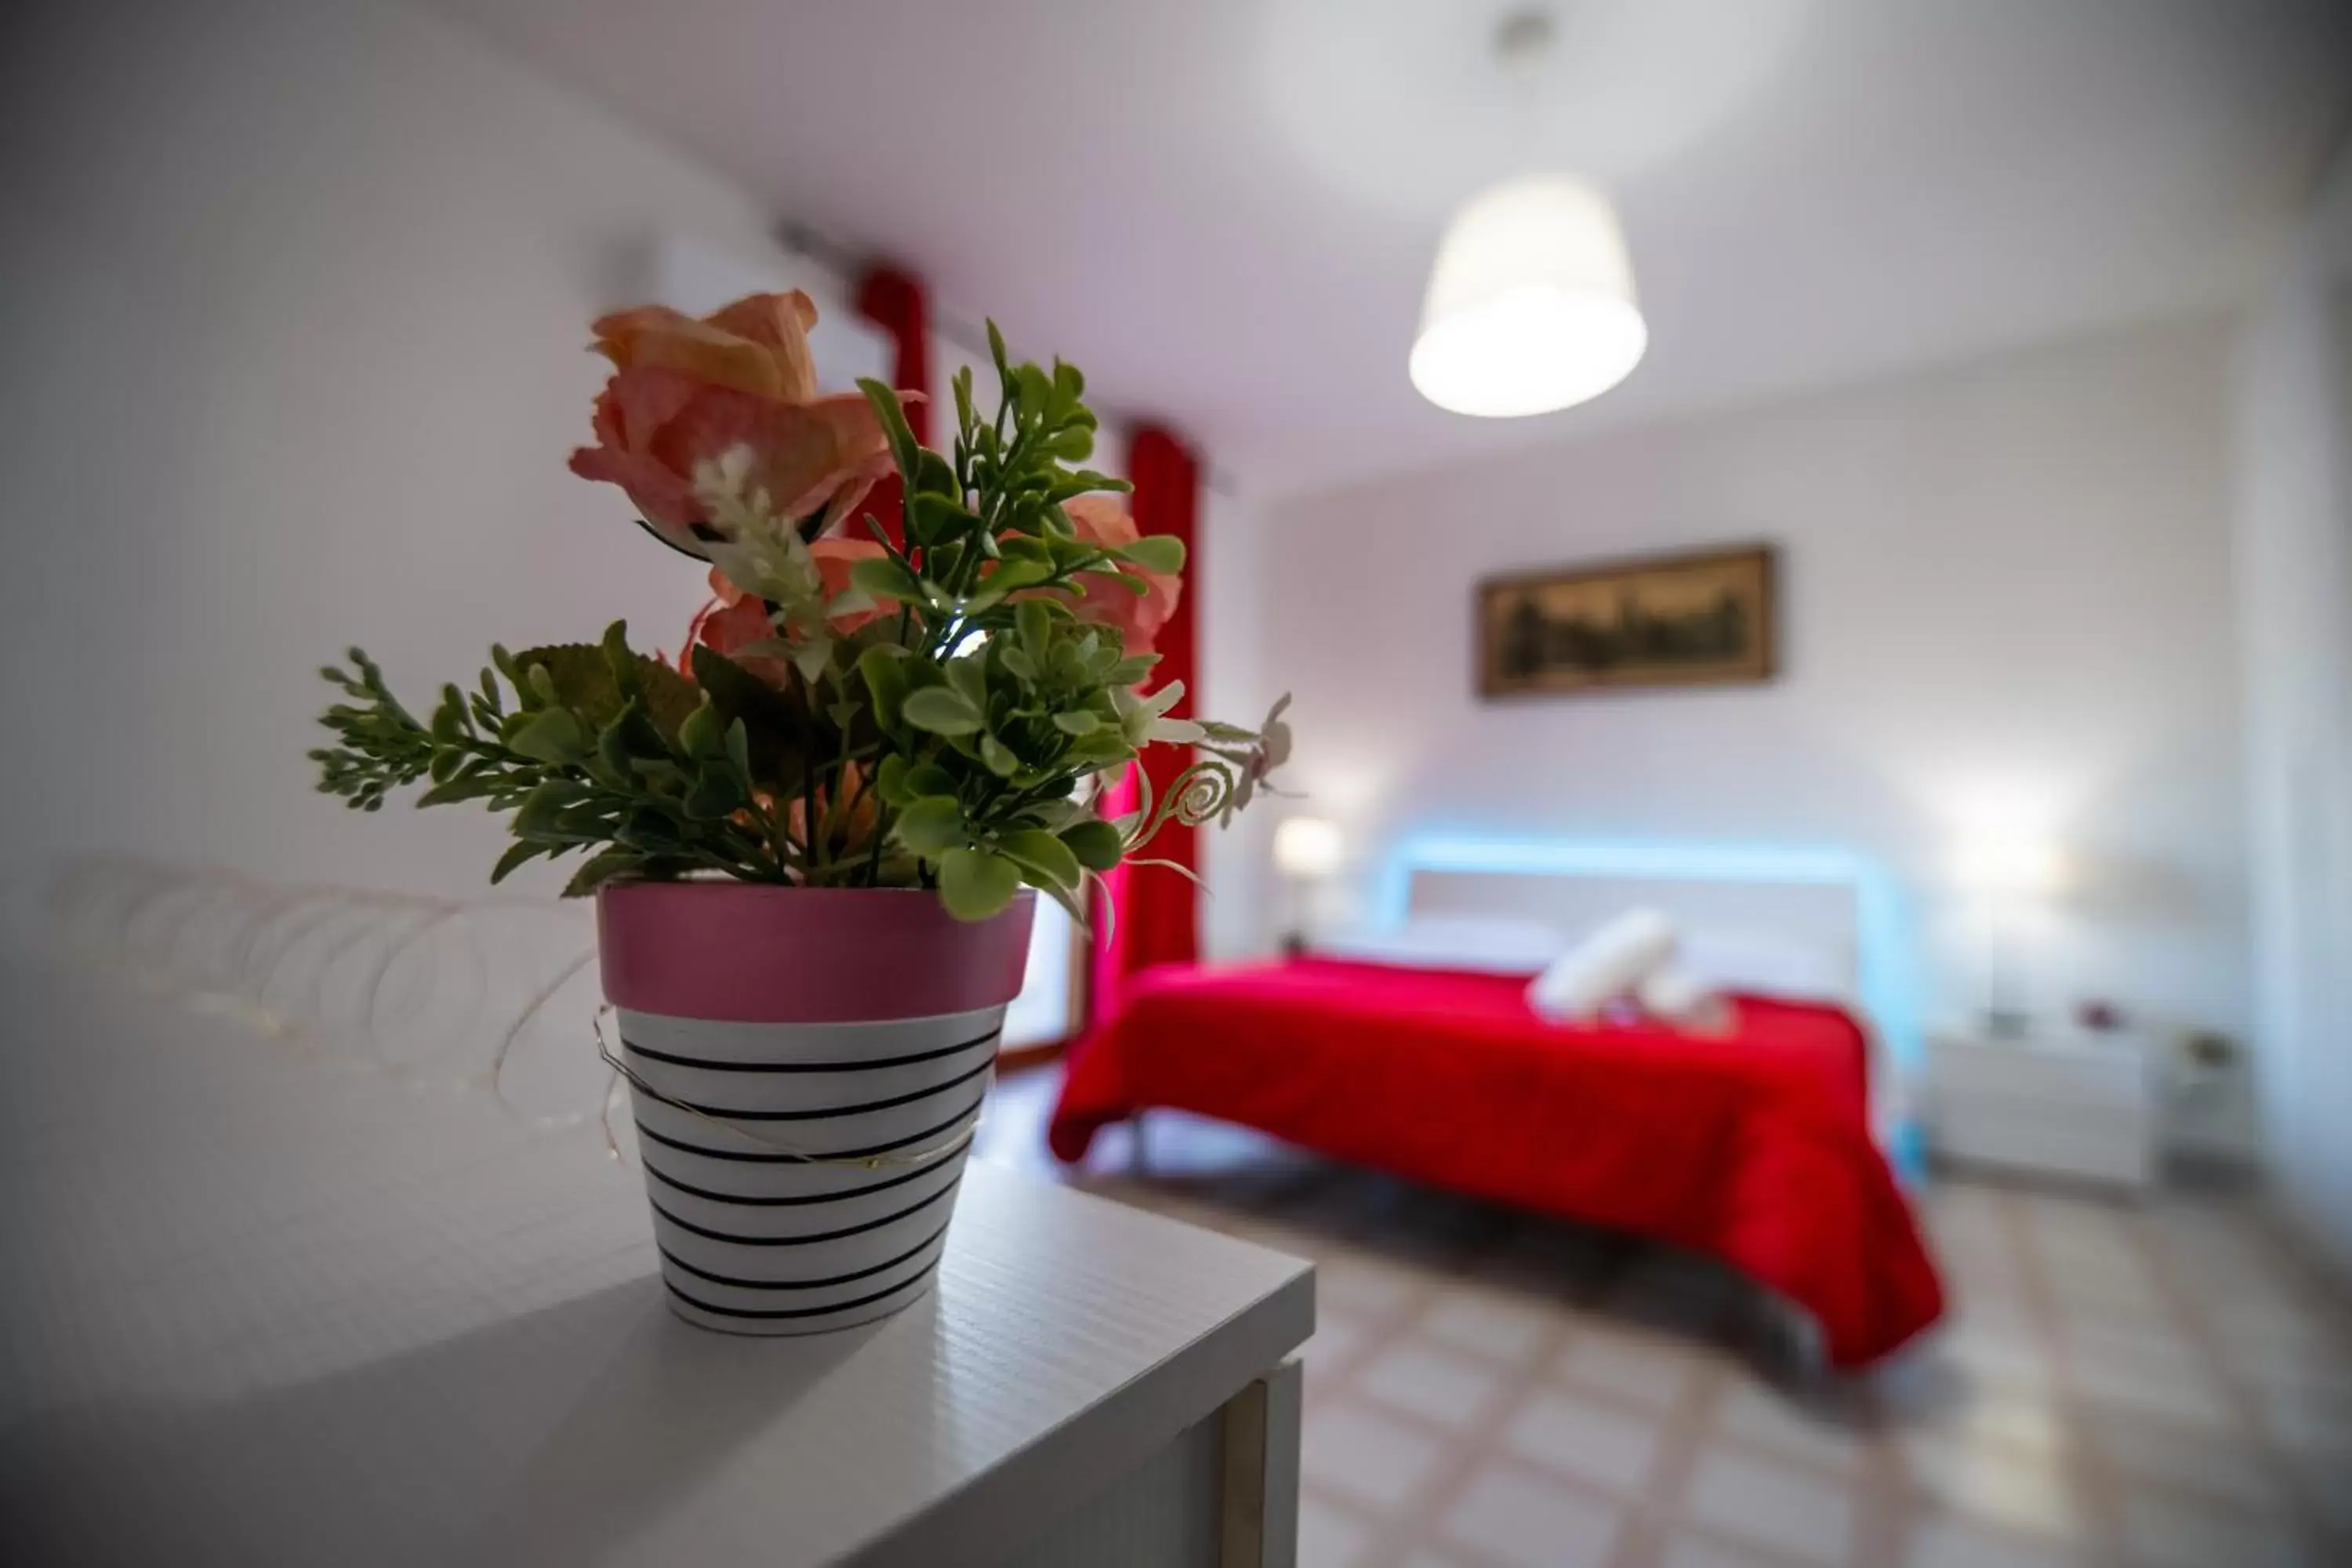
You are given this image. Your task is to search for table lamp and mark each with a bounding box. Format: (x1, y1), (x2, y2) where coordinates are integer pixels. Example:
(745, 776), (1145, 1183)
(1952, 824), (2066, 1037)
(1272, 817), (1345, 955)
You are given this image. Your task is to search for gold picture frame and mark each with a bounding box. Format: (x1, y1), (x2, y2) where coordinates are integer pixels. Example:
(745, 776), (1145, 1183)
(1477, 543), (1778, 699)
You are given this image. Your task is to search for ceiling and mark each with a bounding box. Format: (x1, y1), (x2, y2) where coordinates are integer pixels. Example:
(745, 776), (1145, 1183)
(434, 0), (2352, 499)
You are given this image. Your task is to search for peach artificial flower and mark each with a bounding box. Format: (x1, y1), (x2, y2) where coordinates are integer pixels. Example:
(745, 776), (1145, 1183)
(568, 290), (918, 554)
(1047, 493), (1182, 655)
(683, 539), (898, 688)
(688, 589), (788, 687)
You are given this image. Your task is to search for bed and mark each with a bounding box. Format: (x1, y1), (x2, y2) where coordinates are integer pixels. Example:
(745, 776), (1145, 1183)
(1049, 838), (1946, 1370)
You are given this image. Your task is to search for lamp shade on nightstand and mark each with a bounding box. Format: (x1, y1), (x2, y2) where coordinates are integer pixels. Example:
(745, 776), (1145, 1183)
(1273, 817), (1345, 880)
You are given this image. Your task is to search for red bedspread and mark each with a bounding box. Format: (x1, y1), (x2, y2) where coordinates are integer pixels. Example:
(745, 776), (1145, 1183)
(1051, 958), (1944, 1368)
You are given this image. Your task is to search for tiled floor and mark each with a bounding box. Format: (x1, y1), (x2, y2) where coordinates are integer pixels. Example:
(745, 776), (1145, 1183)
(975, 1068), (2352, 1568)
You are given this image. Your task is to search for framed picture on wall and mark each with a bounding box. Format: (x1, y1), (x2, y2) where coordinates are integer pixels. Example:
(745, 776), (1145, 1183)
(1477, 543), (1778, 699)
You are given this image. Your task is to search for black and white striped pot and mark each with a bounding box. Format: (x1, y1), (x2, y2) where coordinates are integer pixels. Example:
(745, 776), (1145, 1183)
(597, 882), (1036, 1335)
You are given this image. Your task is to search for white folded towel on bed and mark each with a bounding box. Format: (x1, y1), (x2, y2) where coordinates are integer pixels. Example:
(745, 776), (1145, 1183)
(1635, 961), (1732, 1031)
(1527, 907), (1679, 1022)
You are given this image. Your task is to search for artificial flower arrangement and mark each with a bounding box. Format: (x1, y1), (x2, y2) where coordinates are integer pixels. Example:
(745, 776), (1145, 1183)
(310, 291), (1288, 924)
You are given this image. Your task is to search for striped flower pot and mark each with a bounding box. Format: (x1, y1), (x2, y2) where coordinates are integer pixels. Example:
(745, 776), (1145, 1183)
(597, 881), (1036, 1335)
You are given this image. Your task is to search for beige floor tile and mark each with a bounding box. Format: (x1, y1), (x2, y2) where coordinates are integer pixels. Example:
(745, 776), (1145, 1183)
(1501, 1387), (1666, 1494)
(1712, 1377), (1869, 1476)
(2254, 1380), (2352, 1465)
(1904, 1514), (2095, 1568)
(2080, 1404), (2286, 1510)
(2114, 1489), (2317, 1568)
(1935, 1320), (2056, 1390)
(1555, 1322), (1706, 1413)
(1441, 1463), (1625, 1568)
(2061, 1318), (2208, 1383)
(1302, 1398), (1449, 1515)
(1356, 1338), (1512, 1432)
(1657, 1531), (1784, 1568)
(1900, 1431), (2089, 1543)
(2063, 1344), (2238, 1432)
(2284, 1448), (2352, 1532)
(1419, 1287), (1554, 1364)
(1318, 1252), (1425, 1321)
(1298, 1493), (1379, 1568)
(1301, 1308), (1376, 1381)
(1682, 1446), (1857, 1566)
(1920, 1381), (2069, 1460)
(1003, 1084), (2352, 1568)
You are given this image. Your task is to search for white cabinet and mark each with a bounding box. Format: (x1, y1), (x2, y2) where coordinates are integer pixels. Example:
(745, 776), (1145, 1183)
(1, 959), (1313, 1567)
(1926, 1029), (2157, 1190)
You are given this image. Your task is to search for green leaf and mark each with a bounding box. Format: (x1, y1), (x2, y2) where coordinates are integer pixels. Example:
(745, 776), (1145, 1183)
(909, 492), (975, 547)
(682, 765), (746, 821)
(912, 448), (958, 499)
(857, 644), (911, 733)
(506, 708), (585, 765)
(875, 752), (912, 807)
(1000, 828), (1080, 890)
(978, 734), (1018, 777)
(895, 796), (967, 855)
(490, 840), (545, 884)
(1051, 710), (1102, 736)
(946, 653), (988, 712)
(561, 847), (643, 897)
(858, 376), (922, 489)
(848, 554), (917, 602)
(689, 644), (813, 789)
(1061, 818), (1124, 873)
(904, 763), (957, 797)
(1106, 654), (1160, 687)
(903, 686), (984, 736)
(509, 634), (695, 744)
(1119, 534), (1186, 575)
(415, 768), (496, 808)
(1015, 597), (1053, 655)
(677, 699), (722, 760)
(939, 847), (1022, 922)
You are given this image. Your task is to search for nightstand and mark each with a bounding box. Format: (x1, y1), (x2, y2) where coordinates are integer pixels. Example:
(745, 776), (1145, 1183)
(1926, 1027), (2157, 1191)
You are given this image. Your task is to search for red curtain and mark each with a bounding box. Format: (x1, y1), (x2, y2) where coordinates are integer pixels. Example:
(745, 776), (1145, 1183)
(855, 263), (931, 545)
(1088, 425), (1203, 1024)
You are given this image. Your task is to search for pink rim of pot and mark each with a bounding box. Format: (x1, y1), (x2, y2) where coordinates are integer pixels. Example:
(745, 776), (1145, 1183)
(597, 881), (1039, 1024)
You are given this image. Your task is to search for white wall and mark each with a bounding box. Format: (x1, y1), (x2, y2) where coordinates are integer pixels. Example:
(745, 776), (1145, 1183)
(2234, 143), (2352, 1272)
(0, 0), (808, 902)
(0, 0), (1258, 935)
(1197, 483), (1276, 962)
(1264, 318), (2252, 1091)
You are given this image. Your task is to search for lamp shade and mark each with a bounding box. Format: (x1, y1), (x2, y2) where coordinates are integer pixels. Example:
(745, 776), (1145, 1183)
(1410, 175), (1647, 418)
(1952, 829), (2067, 898)
(1272, 817), (1345, 880)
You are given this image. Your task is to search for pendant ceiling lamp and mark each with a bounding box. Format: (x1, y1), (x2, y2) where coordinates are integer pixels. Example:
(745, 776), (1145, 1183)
(1410, 11), (1647, 419)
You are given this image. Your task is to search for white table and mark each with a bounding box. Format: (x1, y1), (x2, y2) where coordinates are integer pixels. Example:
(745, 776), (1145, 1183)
(0, 959), (1312, 1566)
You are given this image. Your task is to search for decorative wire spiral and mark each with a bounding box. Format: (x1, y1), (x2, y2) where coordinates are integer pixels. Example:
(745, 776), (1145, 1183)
(1169, 762), (1237, 828)
(27, 856), (633, 1160)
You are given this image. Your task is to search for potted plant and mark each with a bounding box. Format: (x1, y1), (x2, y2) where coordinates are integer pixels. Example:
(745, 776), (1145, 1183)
(310, 291), (1287, 1333)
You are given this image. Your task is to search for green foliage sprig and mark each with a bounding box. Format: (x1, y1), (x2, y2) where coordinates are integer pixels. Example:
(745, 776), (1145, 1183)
(311, 324), (1288, 920)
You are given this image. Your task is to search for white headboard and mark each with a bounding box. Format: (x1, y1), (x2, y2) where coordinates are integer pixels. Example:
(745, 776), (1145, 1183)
(1403, 866), (1860, 1003)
